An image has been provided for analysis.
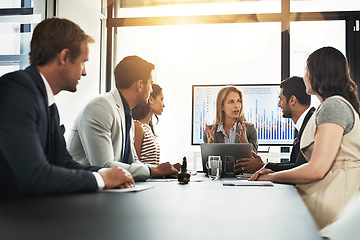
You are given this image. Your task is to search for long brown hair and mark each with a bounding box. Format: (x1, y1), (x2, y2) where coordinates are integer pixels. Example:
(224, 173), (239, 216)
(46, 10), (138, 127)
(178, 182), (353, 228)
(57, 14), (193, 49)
(307, 46), (360, 116)
(132, 83), (162, 134)
(215, 86), (247, 124)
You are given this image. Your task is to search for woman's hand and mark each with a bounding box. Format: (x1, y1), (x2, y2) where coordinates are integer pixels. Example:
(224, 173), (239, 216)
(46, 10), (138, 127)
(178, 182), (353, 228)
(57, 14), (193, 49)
(249, 168), (274, 181)
(236, 122), (249, 143)
(205, 123), (215, 143)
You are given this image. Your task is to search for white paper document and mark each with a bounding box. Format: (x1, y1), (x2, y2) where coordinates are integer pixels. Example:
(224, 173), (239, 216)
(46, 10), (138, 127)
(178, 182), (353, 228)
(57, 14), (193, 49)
(223, 180), (273, 187)
(100, 185), (154, 193)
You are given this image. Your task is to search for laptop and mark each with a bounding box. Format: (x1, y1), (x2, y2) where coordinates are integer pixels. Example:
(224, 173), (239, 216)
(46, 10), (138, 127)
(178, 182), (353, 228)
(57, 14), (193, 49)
(200, 143), (253, 174)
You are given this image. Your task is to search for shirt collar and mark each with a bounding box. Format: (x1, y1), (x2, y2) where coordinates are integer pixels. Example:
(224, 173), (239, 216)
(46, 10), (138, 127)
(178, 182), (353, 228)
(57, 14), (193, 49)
(217, 122), (224, 133)
(295, 106), (311, 131)
(40, 73), (55, 106)
(216, 121), (237, 133)
(119, 91), (131, 115)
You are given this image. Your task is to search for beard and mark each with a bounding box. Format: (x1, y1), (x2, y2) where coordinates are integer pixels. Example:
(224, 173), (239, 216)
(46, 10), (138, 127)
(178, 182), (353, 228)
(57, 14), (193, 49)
(282, 108), (292, 119)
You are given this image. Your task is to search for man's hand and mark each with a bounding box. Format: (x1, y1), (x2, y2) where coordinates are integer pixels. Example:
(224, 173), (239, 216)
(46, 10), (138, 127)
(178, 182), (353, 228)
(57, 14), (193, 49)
(173, 163), (182, 171)
(151, 162), (179, 178)
(99, 167), (135, 189)
(235, 151), (265, 174)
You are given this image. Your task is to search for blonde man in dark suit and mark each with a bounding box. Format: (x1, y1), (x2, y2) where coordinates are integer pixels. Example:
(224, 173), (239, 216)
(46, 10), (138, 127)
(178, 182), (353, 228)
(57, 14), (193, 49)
(0, 18), (134, 194)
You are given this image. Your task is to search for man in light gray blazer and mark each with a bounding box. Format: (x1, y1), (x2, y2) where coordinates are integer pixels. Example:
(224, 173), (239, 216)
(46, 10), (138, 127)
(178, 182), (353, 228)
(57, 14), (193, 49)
(68, 56), (178, 181)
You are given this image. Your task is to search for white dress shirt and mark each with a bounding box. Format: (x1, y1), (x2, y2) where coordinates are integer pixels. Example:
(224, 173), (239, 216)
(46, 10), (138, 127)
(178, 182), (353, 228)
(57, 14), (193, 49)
(295, 106), (311, 132)
(40, 73), (105, 189)
(217, 121), (237, 143)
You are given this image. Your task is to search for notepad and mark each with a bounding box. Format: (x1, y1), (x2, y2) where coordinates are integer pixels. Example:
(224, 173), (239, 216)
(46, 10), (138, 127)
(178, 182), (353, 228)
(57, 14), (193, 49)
(223, 180), (273, 187)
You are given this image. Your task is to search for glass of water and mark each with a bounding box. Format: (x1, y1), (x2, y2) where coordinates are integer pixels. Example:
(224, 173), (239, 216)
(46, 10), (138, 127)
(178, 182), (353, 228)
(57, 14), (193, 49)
(206, 156), (222, 180)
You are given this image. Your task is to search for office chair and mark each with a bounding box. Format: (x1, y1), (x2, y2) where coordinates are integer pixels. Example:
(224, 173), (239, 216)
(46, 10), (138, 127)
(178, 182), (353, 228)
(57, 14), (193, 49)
(321, 191), (360, 240)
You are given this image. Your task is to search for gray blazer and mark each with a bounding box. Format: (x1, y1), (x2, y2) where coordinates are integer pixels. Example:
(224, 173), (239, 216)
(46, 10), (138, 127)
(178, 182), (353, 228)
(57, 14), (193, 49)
(67, 89), (150, 181)
(203, 121), (258, 152)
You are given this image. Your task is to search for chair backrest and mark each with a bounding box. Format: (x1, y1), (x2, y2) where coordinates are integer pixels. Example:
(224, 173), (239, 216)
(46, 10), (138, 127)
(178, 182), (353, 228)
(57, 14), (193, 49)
(321, 191), (360, 240)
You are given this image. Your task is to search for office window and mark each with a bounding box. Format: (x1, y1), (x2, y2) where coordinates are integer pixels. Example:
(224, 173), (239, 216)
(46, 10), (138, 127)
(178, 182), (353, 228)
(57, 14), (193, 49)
(0, 0), (44, 77)
(117, 0), (281, 18)
(0, 23), (21, 55)
(0, 1), (21, 8)
(116, 22), (281, 85)
(115, 22), (281, 162)
(290, 20), (346, 77)
(121, 0), (279, 7)
(290, 20), (346, 108)
(108, 1), (360, 165)
(291, 0), (360, 13)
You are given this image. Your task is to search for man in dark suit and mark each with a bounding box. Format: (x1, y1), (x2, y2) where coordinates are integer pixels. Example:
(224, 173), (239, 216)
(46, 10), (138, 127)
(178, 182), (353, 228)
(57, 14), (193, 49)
(0, 18), (134, 194)
(235, 76), (315, 174)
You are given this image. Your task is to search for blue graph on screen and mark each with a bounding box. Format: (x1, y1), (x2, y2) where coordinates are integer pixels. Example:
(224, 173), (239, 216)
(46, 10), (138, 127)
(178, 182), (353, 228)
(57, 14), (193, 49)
(192, 84), (295, 145)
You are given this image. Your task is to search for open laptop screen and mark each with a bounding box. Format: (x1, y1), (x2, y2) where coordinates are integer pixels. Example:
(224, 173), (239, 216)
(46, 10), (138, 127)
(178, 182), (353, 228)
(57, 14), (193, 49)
(200, 143), (252, 173)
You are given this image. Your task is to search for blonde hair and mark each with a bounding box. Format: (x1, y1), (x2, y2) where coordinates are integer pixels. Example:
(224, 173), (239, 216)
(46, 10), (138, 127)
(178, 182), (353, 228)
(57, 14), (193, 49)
(215, 86), (246, 124)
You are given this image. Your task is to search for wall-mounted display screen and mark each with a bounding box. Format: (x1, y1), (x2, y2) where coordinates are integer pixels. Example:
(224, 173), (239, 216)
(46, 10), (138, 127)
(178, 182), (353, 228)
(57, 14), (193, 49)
(192, 84), (295, 145)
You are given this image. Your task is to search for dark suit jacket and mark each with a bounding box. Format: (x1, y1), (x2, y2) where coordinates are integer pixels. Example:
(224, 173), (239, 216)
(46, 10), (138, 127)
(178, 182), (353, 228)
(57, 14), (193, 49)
(0, 66), (101, 194)
(265, 107), (315, 172)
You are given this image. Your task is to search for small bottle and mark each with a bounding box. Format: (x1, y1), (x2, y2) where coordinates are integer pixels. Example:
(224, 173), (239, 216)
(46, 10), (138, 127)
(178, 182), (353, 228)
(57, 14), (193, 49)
(178, 157), (190, 184)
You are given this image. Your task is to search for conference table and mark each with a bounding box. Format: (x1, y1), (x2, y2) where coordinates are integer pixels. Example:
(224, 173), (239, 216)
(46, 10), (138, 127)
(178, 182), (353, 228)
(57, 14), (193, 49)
(0, 173), (322, 240)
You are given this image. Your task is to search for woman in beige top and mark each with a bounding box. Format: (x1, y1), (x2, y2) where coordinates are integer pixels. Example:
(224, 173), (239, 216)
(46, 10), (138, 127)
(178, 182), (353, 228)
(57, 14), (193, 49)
(250, 46), (360, 230)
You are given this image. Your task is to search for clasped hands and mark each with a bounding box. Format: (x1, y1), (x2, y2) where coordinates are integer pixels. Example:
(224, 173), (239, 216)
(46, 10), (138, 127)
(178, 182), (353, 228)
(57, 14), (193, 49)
(150, 162), (180, 179)
(99, 167), (135, 189)
(99, 161), (181, 189)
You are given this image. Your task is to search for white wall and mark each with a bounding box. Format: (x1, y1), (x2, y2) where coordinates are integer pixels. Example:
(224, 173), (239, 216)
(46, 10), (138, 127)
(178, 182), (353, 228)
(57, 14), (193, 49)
(55, 0), (102, 139)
